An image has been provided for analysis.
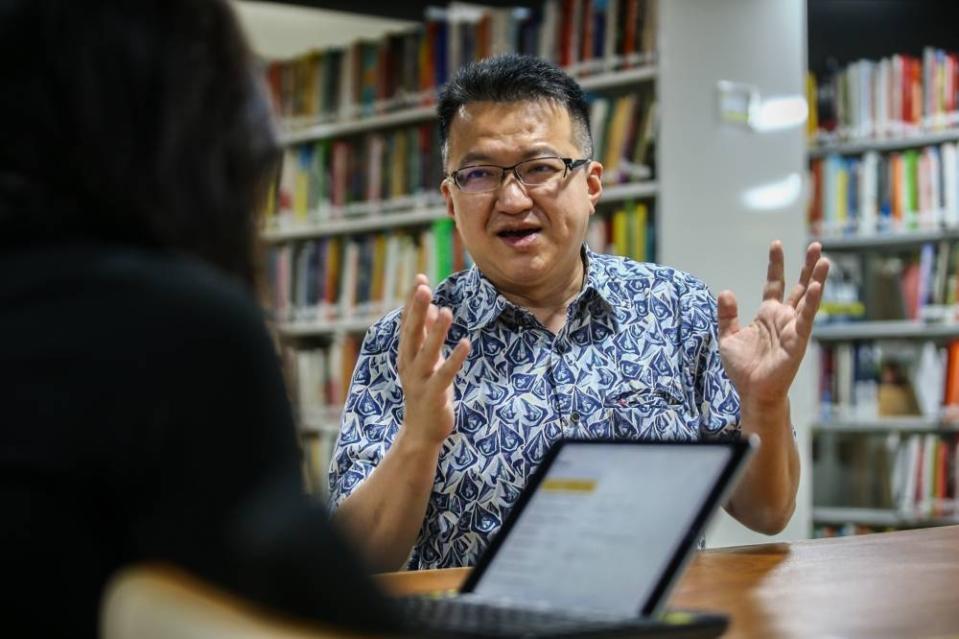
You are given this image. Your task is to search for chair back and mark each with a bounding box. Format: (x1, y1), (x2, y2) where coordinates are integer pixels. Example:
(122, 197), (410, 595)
(100, 564), (359, 639)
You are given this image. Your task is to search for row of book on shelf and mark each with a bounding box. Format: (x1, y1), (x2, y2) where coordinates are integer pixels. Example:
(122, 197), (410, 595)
(285, 334), (362, 431)
(268, 123), (443, 226)
(817, 241), (959, 323)
(265, 0), (658, 124)
(264, 91), (656, 230)
(266, 220), (467, 324)
(266, 201), (652, 325)
(808, 142), (959, 238)
(808, 46), (959, 142)
(818, 340), (959, 422)
(815, 431), (959, 520)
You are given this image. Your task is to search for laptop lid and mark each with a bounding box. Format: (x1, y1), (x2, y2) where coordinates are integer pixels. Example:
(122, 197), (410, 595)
(460, 438), (756, 618)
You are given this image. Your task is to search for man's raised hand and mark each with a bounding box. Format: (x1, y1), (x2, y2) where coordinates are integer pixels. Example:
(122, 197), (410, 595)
(396, 274), (471, 445)
(717, 241), (830, 406)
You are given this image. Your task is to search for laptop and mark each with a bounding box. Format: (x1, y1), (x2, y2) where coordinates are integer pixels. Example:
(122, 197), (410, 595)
(398, 437), (757, 638)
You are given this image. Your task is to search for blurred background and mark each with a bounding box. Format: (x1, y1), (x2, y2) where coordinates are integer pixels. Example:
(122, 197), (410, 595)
(236, 0), (959, 547)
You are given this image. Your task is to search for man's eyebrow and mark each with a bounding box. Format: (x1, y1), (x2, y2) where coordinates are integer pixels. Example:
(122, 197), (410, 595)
(456, 146), (563, 168)
(457, 152), (495, 166)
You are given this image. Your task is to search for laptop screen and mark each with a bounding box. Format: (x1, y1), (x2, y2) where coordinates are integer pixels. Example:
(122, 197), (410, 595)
(467, 440), (749, 617)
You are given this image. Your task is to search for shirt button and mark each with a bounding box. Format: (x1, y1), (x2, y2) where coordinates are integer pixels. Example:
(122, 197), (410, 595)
(570, 411), (581, 423)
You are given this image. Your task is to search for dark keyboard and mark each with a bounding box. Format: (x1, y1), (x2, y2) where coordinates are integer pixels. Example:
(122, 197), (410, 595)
(398, 595), (647, 638)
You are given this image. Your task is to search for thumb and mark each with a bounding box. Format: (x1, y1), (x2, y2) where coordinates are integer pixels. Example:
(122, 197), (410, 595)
(717, 290), (740, 341)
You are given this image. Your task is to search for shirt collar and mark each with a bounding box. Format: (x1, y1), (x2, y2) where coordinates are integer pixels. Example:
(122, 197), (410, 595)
(582, 245), (628, 310)
(461, 266), (510, 332)
(461, 245), (627, 332)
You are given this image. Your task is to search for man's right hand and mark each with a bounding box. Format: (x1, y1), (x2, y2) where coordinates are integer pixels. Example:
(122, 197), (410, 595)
(333, 274), (471, 571)
(396, 274), (471, 445)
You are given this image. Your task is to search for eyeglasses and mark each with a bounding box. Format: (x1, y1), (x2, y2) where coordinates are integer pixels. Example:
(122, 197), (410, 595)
(447, 156), (591, 193)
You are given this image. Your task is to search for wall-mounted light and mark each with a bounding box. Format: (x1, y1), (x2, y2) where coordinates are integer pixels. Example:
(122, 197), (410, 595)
(741, 173), (802, 211)
(717, 81), (808, 133)
(753, 96), (809, 132)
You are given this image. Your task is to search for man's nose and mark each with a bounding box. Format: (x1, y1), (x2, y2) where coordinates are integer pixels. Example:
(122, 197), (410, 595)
(495, 171), (533, 214)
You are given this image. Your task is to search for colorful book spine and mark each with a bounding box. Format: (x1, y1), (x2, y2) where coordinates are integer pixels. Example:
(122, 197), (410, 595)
(266, 227), (472, 323)
(808, 141), (959, 237)
(811, 46), (959, 142)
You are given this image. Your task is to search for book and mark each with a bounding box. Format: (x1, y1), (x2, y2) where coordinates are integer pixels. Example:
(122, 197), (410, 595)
(943, 341), (959, 406)
(433, 217), (455, 281)
(811, 47), (959, 142)
(266, 0), (660, 124)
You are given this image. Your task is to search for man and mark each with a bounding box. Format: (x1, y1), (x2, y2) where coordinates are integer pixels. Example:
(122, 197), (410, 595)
(329, 54), (829, 572)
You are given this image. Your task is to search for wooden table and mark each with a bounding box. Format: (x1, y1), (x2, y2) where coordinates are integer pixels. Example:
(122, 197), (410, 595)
(376, 526), (959, 638)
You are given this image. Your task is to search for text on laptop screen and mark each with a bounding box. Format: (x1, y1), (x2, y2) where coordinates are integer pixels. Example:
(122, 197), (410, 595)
(471, 442), (734, 616)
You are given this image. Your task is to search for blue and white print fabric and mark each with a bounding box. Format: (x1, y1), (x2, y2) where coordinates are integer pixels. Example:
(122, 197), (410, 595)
(329, 247), (741, 569)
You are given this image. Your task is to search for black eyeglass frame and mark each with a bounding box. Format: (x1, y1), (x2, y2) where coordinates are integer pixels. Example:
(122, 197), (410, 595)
(446, 156), (592, 192)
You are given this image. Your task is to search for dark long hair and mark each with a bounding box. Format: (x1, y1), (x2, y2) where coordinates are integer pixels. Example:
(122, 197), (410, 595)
(0, 0), (279, 287)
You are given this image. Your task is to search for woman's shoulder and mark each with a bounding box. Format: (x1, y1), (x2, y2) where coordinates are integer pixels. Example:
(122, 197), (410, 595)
(1, 242), (267, 344)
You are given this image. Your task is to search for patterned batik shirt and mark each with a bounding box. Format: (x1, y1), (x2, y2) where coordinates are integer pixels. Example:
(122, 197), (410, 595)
(329, 247), (741, 569)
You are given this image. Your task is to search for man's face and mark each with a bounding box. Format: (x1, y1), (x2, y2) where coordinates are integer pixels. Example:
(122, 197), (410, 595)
(441, 100), (603, 297)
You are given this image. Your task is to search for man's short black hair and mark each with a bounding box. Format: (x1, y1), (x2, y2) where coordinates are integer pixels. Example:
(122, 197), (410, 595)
(437, 54), (593, 166)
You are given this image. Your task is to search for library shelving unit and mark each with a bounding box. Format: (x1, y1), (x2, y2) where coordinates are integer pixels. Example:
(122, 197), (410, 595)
(261, 1), (660, 495)
(808, 122), (959, 536)
(802, 13), (959, 532)
(808, 128), (959, 159)
(814, 320), (959, 342)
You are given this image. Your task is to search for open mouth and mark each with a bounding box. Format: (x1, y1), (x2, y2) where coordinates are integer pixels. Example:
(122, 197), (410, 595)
(497, 228), (540, 239)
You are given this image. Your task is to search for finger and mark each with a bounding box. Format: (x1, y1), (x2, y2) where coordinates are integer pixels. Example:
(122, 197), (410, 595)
(717, 290), (740, 341)
(791, 255), (830, 304)
(794, 281), (823, 341)
(762, 240), (786, 302)
(414, 307), (453, 377)
(399, 275), (432, 366)
(786, 242), (823, 307)
(400, 274), (429, 323)
(810, 255), (830, 287)
(424, 302), (439, 333)
(433, 338), (471, 388)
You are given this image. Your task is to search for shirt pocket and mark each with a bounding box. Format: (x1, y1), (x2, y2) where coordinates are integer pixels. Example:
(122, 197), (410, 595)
(603, 376), (695, 440)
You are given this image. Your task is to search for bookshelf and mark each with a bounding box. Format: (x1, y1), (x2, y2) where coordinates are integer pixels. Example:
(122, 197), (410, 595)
(814, 321), (959, 342)
(260, 0), (661, 497)
(278, 64), (658, 145)
(817, 229), (959, 251)
(813, 416), (959, 434)
(807, 43), (959, 536)
(280, 105), (437, 145)
(809, 128), (959, 158)
(263, 203), (447, 242)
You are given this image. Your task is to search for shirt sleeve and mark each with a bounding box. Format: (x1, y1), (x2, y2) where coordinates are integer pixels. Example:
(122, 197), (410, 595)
(680, 275), (742, 441)
(328, 311), (405, 510)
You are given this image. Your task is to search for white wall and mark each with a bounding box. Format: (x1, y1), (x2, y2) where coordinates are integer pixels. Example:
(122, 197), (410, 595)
(658, 0), (812, 547)
(232, 1), (413, 59)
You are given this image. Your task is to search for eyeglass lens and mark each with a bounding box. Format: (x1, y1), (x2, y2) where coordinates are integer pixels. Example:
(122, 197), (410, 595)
(454, 157), (568, 192)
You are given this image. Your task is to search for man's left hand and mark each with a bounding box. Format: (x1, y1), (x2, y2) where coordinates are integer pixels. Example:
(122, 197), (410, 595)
(717, 241), (830, 407)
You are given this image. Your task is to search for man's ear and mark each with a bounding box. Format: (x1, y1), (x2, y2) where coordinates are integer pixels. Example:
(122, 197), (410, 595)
(586, 160), (604, 211)
(441, 178), (456, 220)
